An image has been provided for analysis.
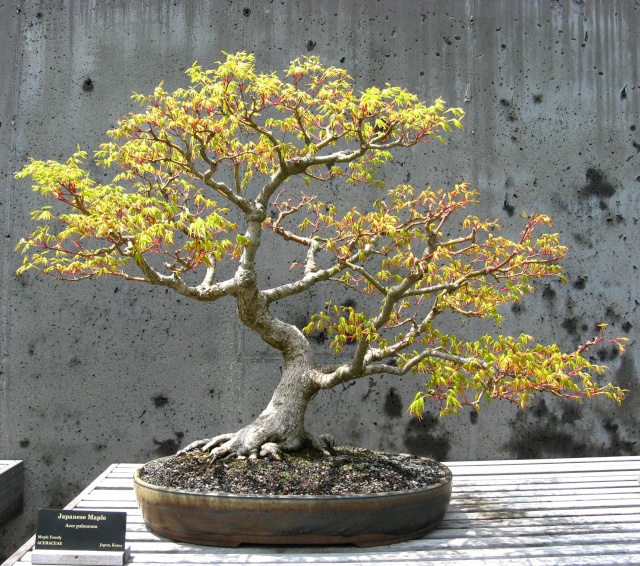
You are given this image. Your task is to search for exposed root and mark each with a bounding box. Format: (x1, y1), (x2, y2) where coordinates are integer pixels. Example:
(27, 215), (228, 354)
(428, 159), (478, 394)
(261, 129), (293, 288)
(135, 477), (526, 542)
(177, 433), (234, 455)
(257, 442), (283, 460)
(309, 433), (336, 455)
(179, 431), (336, 462)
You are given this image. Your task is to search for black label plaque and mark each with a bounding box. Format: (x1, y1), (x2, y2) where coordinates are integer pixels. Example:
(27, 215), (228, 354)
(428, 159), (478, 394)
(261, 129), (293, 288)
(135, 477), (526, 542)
(35, 509), (126, 552)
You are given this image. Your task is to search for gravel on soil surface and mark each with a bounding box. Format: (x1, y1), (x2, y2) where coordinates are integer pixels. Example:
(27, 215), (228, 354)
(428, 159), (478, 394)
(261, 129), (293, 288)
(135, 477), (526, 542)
(139, 446), (449, 496)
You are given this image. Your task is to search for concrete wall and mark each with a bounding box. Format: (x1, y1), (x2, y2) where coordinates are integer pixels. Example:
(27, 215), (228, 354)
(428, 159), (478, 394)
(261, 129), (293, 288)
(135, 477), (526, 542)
(1, 0), (638, 558)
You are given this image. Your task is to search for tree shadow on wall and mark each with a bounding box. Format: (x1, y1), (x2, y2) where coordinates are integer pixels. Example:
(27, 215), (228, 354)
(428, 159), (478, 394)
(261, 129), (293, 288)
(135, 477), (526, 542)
(504, 391), (637, 459)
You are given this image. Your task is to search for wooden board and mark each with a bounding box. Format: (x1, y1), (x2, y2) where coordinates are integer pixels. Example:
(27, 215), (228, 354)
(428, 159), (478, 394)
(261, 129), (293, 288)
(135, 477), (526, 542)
(3, 457), (640, 565)
(0, 461), (24, 526)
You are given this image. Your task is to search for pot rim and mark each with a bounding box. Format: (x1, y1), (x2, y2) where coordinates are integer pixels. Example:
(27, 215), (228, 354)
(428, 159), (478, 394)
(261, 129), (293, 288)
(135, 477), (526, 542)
(133, 456), (453, 501)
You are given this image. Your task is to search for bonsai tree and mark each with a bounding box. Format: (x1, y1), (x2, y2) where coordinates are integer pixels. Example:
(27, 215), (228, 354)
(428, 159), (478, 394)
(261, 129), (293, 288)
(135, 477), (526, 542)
(16, 52), (625, 461)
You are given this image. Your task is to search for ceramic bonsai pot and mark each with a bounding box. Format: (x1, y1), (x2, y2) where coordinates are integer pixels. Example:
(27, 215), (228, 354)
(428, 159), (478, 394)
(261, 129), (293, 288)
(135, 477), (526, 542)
(133, 458), (452, 547)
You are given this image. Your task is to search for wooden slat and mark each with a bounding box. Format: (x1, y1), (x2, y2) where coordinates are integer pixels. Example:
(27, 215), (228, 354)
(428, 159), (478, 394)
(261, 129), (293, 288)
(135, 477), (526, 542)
(4, 457), (640, 565)
(0, 461), (23, 526)
(69, 558), (640, 566)
(447, 460), (640, 470)
(17, 543), (640, 564)
(445, 459), (640, 476)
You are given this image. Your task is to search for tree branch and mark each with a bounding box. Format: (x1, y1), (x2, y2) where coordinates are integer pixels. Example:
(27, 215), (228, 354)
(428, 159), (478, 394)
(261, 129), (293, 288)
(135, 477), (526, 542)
(129, 245), (237, 301)
(316, 346), (484, 389)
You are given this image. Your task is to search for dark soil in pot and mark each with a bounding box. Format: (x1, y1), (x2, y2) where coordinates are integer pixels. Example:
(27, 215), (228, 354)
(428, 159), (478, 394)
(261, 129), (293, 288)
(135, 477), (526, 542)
(139, 446), (449, 495)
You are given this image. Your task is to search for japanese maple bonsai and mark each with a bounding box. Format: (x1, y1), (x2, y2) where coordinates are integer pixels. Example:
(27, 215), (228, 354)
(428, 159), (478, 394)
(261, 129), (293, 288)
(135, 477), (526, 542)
(17, 53), (625, 516)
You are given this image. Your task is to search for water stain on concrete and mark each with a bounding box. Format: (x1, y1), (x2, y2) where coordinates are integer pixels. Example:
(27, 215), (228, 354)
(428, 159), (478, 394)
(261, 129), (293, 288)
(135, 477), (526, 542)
(581, 168), (616, 199)
(152, 394), (169, 408)
(153, 432), (184, 457)
(403, 415), (451, 462)
(383, 387), (402, 419)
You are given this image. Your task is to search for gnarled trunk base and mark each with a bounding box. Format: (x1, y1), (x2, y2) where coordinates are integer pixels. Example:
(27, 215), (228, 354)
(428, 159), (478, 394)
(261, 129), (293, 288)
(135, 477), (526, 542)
(179, 427), (335, 461)
(180, 360), (334, 460)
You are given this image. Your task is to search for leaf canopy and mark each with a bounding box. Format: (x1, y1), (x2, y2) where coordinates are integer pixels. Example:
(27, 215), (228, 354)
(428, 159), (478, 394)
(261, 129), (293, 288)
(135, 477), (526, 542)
(16, 52), (626, 416)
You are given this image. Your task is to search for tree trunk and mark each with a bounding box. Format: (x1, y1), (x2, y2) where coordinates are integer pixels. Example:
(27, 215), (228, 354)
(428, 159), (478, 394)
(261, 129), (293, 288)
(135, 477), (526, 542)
(181, 356), (330, 460)
(234, 358), (322, 454)
(181, 285), (333, 459)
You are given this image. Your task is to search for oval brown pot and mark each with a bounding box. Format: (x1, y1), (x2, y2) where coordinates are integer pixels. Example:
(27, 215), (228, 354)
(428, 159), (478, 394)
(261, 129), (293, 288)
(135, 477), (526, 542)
(133, 457), (452, 547)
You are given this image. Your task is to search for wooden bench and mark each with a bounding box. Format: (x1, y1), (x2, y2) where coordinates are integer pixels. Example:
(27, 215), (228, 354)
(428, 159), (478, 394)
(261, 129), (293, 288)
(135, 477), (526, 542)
(0, 461), (23, 527)
(4, 456), (640, 565)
